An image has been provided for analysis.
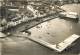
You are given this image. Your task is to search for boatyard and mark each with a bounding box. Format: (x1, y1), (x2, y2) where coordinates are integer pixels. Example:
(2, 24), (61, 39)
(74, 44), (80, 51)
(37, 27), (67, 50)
(0, 0), (80, 55)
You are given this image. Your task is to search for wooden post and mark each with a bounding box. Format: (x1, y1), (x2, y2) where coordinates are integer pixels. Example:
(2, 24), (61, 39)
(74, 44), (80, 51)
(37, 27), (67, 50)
(0, 42), (2, 55)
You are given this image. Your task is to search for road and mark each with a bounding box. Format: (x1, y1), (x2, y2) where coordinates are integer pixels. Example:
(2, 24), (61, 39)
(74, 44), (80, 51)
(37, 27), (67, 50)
(1, 4), (80, 55)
